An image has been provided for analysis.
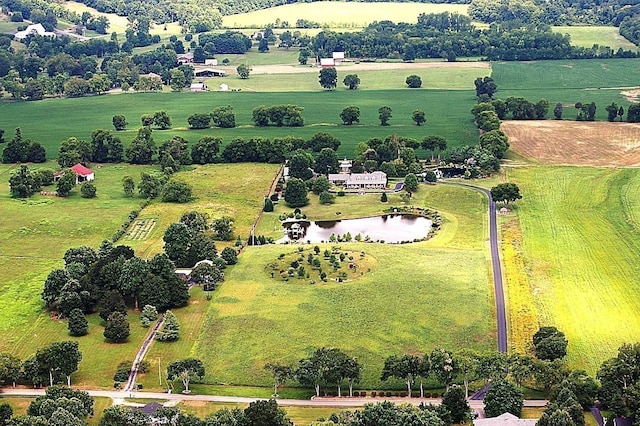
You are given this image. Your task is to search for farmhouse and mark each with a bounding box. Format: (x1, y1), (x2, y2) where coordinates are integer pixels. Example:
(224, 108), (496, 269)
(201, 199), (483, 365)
(194, 68), (226, 77)
(329, 171), (387, 189)
(14, 23), (56, 40)
(54, 163), (95, 184)
(333, 51), (345, 64)
(177, 52), (194, 64)
(474, 413), (536, 426)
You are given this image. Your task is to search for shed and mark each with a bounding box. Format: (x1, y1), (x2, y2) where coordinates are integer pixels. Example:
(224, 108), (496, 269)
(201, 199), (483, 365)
(63, 163), (95, 184)
(205, 59), (218, 66)
(332, 51), (345, 63)
(219, 83), (229, 91)
(177, 52), (194, 64)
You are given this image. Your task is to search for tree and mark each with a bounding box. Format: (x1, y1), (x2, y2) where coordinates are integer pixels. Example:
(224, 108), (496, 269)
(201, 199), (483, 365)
(474, 76), (497, 98)
(191, 136), (221, 163)
(442, 385), (470, 423)
(80, 182), (96, 198)
(188, 113), (212, 129)
(2, 128), (28, 164)
(141, 114), (155, 127)
(314, 149), (339, 175)
(221, 247), (238, 265)
(430, 348), (459, 389)
(476, 110), (501, 132)
(211, 105), (236, 128)
(212, 216), (235, 241)
(0, 353), (21, 387)
(98, 290), (127, 322)
(479, 130), (510, 159)
(122, 176), (135, 197)
(412, 109), (426, 126)
(606, 102), (619, 122)
(167, 358), (205, 393)
(379, 106), (392, 126)
(554, 102), (563, 120)
(534, 99), (550, 119)
(483, 380), (524, 418)
(9, 165), (40, 198)
(264, 363), (294, 397)
(190, 263), (224, 291)
(618, 106), (625, 122)
(104, 311), (130, 343)
(138, 172), (162, 199)
(258, 38), (269, 52)
(237, 64), (250, 79)
(283, 177), (308, 208)
(319, 67), (337, 90)
(319, 191), (335, 204)
(343, 74), (360, 90)
(153, 111), (172, 130)
(491, 183), (522, 205)
(380, 354), (422, 396)
(0, 403), (12, 425)
(404, 173), (419, 194)
(244, 399), (292, 426)
(162, 180), (192, 203)
(628, 103), (640, 123)
(156, 310), (180, 342)
(406, 75), (422, 88)
(140, 304), (159, 328)
(533, 326), (568, 361)
(44, 341), (82, 386)
(126, 127), (156, 164)
(67, 308), (88, 337)
(299, 48), (311, 65)
(381, 192), (388, 202)
(170, 69), (186, 92)
(263, 197), (274, 212)
(312, 176), (331, 195)
(56, 170), (76, 197)
(340, 106), (360, 125)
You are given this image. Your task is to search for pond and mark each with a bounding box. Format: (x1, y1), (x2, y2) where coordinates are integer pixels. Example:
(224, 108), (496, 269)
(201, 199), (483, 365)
(282, 214), (433, 243)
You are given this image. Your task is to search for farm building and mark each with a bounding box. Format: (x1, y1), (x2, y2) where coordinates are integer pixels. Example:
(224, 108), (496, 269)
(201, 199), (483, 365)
(194, 68), (226, 77)
(205, 59), (218, 66)
(14, 23), (56, 40)
(219, 83), (229, 91)
(190, 82), (207, 92)
(55, 163), (95, 184)
(333, 51), (345, 63)
(177, 52), (194, 64)
(474, 413), (536, 426)
(320, 58), (335, 68)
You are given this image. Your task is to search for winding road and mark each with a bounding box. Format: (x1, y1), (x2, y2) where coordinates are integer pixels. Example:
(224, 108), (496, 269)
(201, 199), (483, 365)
(441, 182), (507, 353)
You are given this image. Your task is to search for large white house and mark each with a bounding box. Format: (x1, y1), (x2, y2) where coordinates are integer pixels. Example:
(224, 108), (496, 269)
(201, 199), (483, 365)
(14, 23), (56, 41)
(329, 171), (387, 189)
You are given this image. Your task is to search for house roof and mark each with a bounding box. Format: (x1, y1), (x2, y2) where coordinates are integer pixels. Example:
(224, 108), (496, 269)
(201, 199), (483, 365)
(329, 173), (350, 182)
(333, 51), (345, 59)
(137, 402), (164, 415)
(140, 72), (161, 79)
(70, 163), (93, 176)
(320, 58), (335, 66)
(14, 23), (56, 40)
(346, 171), (386, 184)
(177, 52), (194, 59)
(474, 413), (537, 426)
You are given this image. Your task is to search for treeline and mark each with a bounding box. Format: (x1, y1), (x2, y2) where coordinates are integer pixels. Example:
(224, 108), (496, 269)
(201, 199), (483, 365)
(310, 14), (638, 61)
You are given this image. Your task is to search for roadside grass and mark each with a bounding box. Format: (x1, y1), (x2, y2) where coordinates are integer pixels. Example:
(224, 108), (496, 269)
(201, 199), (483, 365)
(0, 397), (31, 417)
(553, 26), (639, 51)
(127, 163), (279, 258)
(506, 166), (640, 373)
(0, 90), (479, 159)
(0, 20), (22, 33)
(89, 397), (113, 426)
(222, 1), (469, 28)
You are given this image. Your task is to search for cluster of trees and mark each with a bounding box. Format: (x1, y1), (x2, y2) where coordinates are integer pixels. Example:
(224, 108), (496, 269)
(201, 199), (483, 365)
(41, 241), (189, 336)
(2, 128), (46, 164)
(3, 385), (94, 425)
(0, 342), (82, 389)
(188, 106), (236, 129)
(58, 130), (123, 167)
(472, 97), (550, 122)
(597, 342), (640, 418)
(308, 14), (637, 63)
(197, 31), (252, 54)
(252, 104), (304, 127)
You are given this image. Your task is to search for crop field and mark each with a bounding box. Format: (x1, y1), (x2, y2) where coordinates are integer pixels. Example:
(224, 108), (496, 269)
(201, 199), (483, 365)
(0, 88), (479, 159)
(186, 182), (493, 389)
(503, 166), (640, 373)
(502, 121), (640, 166)
(222, 1), (469, 28)
(553, 26), (639, 52)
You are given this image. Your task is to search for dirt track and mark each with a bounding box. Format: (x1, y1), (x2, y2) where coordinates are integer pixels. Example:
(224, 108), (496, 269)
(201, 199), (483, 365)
(502, 120), (640, 167)
(219, 61), (490, 75)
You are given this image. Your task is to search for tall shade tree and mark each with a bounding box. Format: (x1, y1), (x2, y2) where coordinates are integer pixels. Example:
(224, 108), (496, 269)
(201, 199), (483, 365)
(380, 354), (422, 396)
(264, 363), (294, 397)
(283, 177), (309, 208)
(167, 358), (205, 393)
(483, 380), (524, 418)
(343, 74), (360, 90)
(104, 311), (130, 343)
(319, 67), (337, 90)
(412, 109), (426, 126)
(378, 106), (392, 126)
(491, 183), (522, 205)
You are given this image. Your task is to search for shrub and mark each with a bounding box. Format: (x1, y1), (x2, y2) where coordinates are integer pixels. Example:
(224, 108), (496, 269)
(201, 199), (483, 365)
(263, 197), (274, 212)
(353, 391), (359, 397)
(319, 191), (335, 204)
(380, 192), (388, 202)
(221, 247), (238, 265)
(360, 391), (367, 397)
(81, 182), (97, 198)
(337, 191), (345, 196)
(371, 391), (377, 397)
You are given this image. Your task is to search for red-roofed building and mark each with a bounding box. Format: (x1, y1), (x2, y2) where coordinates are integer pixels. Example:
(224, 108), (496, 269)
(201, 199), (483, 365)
(70, 163), (94, 184)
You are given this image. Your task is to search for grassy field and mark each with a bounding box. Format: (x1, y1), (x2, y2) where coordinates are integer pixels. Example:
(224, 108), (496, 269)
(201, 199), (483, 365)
(222, 1), (469, 28)
(0, 162), (277, 387)
(186, 182), (493, 389)
(0, 396), (111, 425)
(553, 26), (638, 51)
(502, 166), (640, 373)
(0, 89), (479, 159)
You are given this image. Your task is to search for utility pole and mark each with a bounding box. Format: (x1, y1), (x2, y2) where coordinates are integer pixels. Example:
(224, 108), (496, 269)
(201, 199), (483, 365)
(158, 357), (162, 387)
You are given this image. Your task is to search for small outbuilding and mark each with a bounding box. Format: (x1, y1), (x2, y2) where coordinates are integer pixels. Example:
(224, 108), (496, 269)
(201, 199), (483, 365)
(332, 51), (345, 64)
(177, 52), (194, 64)
(474, 413), (537, 426)
(219, 83), (229, 91)
(190, 82), (207, 92)
(205, 59), (218, 66)
(320, 58), (335, 68)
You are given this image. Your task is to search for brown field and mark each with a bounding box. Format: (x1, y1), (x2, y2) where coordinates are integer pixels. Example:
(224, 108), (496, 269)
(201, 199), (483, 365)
(502, 120), (640, 166)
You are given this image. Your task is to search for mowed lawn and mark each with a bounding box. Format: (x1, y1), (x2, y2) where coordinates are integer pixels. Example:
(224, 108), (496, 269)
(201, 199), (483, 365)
(190, 183), (494, 389)
(222, 1), (469, 28)
(0, 89), (479, 159)
(553, 26), (639, 52)
(506, 166), (640, 373)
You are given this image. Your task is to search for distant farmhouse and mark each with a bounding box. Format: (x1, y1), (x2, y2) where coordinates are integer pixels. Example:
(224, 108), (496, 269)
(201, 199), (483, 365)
(328, 160), (387, 190)
(14, 23), (56, 41)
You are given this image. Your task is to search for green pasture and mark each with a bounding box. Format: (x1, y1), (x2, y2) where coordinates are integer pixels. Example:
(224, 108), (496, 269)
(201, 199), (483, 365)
(0, 89), (479, 159)
(508, 166), (640, 374)
(553, 26), (639, 52)
(189, 182), (492, 389)
(222, 1), (469, 28)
